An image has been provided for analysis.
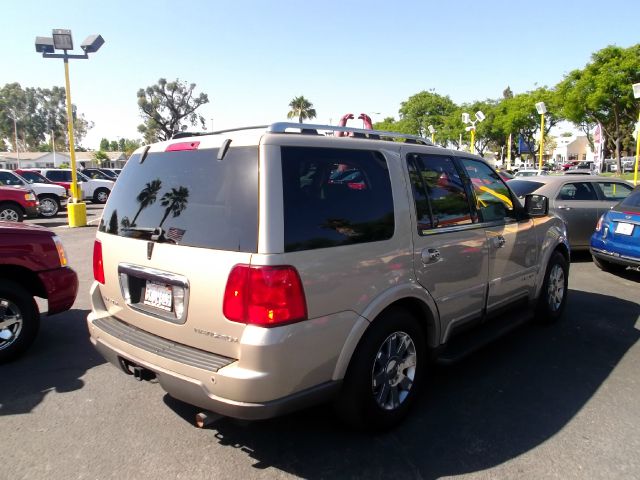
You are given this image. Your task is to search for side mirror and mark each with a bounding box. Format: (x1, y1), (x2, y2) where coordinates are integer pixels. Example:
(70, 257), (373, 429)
(525, 194), (548, 217)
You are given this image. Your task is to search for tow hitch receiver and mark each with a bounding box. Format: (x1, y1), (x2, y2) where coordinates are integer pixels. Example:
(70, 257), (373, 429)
(118, 357), (156, 381)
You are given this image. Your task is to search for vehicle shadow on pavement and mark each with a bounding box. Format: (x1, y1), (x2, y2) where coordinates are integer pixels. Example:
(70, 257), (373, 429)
(0, 308), (105, 416)
(164, 289), (639, 479)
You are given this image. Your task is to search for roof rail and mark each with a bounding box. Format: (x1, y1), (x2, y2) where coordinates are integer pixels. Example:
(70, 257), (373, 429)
(170, 123), (433, 146)
(267, 122), (432, 145)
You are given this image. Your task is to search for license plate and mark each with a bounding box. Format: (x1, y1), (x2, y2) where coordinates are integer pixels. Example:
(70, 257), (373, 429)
(143, 281), (173, 311)
(615, 222), (634, 236)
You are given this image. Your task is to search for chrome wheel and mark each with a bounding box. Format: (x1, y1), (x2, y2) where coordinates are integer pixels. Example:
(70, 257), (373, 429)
(547, 264), (565, 312)
(0, 207), (20, 222)
(39, 197), (59, 217)
(0, 299), (23, 351)
(371, 331), (417, 410)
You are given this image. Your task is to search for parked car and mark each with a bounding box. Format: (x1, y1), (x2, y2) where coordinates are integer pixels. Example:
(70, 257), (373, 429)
(564, 169), (593, 175)
(0, 185), (39, 222)
(508, 176), (634, 250)
(39, 169), (114, 203)
(2, 169), (67, 217)
(0, 222), (78, 362)
(590, 186), (640, 272)
(87, 122), (569, 431)
(82, 168), (118, 181)
(514, 169), (549, 177)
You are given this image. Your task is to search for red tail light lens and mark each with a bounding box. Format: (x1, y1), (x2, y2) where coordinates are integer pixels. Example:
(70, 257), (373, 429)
(595, 214), (605, 232)
(223, 265), (307, 327)
(93, 240), (105, 284)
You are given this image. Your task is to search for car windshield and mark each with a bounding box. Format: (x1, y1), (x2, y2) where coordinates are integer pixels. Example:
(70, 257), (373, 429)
(19, 171), (51, 183)
(99, 146), (259, 252)
(507, 179), (545, 197)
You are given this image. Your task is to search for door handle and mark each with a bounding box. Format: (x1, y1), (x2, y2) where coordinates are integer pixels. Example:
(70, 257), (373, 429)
(421, 248), (441, 264)
(495, 235), (506, 248)
(557, 205), (571, 210)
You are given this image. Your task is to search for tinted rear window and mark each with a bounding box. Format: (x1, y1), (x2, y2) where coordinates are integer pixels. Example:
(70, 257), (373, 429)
(99, 147), (258, 252)
(618, 189), (640, 212)
(508, 180), (545, 197)
(281, 146), (394, 252)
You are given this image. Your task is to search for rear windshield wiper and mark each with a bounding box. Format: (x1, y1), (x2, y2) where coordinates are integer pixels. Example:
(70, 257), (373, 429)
(121, 226), (168, 242)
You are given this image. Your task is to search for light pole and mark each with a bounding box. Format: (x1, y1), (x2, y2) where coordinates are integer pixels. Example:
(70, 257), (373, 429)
(535, 101), (547, 171)
(632, 83), (640, 186)
(462, 111), (485, 154)
(35, 30), (104, 227)
(428, 125), (436, 144)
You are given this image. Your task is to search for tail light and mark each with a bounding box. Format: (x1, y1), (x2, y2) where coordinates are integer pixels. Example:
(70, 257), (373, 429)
(52, 235), (68, 267)
(595, 214), (605, 232)
(223, 265), (307, 327)
(93, 240), (105, 284)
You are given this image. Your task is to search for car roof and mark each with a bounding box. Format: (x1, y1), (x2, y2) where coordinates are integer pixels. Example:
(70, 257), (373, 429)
(509, 175), (630, 184)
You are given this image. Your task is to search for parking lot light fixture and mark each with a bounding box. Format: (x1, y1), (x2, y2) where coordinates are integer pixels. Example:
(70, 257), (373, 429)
(535, 102), (547, 171)
(35, 29), (105, 227)
(428, 125), (436, 144)
(633, 83), (640, 186)
(462, 111), (484, 154)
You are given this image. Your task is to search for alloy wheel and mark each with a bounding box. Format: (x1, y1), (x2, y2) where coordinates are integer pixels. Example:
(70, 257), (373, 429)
(371, 331), (417, 410)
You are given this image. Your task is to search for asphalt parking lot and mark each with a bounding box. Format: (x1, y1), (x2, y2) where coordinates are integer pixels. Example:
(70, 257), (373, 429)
(2, 209), (640, 479)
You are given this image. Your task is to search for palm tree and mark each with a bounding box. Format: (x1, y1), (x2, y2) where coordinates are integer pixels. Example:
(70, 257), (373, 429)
(287, 96), (317, 123)
(158, 186), (190, 228)
(131, 179), (162, 226)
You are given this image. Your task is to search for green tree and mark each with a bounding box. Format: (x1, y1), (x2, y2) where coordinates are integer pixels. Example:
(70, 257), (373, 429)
(494, 87), (562, 163)
(137, 78), (209, 142)
(109, 140), (118, 151)
(0, 82), (92, 151)
(398, 90), (457, 137)
(287, 96), (317, 123)
(99, 138), (110, 151)
(93, 150), (109, 167)
(557, 44), (640, 172)
(118, 138), (126, 151)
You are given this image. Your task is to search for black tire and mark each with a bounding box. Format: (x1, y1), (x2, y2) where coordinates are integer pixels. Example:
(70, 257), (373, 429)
(0, 202), (23, 222)
(93, 188), (110, 204)
(0, 279), (40, 363)
(535, 251), (569, 324)
(38, 195), (60, 218)
(592, 255), (626, 273)
(335, 307), (427, 431)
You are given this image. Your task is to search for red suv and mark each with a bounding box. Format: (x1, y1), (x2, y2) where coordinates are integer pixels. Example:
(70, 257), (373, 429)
(0, 185), (39, 222)
(0, 222), (78, 362)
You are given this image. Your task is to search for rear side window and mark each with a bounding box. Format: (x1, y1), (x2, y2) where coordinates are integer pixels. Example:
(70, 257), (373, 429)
(281, 146), (394, 252)
(98, 147), (259, 252)
(596, 182), (632, 201)
(46, 170), (71, 182)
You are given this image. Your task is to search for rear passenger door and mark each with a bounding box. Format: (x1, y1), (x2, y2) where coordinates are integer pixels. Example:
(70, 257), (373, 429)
(553, 181), (600, 248)
(405, 152), (488, 336)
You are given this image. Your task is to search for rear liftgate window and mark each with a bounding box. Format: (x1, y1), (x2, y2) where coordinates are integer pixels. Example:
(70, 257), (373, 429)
(281, 146), (395, 252)
(99, 147), (259, 252)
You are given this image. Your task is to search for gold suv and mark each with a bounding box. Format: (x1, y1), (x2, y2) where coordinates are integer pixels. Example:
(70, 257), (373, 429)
(88, 123), (569, 430)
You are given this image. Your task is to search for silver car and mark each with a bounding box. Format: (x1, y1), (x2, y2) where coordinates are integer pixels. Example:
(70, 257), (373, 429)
(508, 175), (634, 250)
(88, 122), (570, 430)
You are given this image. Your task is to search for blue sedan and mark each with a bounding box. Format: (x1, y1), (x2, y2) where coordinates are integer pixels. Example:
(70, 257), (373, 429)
(590, 186), (640, 272)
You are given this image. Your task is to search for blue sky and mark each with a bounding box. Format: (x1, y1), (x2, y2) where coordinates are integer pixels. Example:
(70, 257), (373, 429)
(1, 0), (638, 149)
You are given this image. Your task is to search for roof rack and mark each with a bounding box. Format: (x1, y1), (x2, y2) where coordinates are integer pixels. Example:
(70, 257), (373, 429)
(267, 122), (432, 145)
(172, 122), (433, 146)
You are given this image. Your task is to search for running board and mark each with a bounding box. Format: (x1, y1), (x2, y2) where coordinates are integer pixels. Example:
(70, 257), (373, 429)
(437, 309), (534, 365)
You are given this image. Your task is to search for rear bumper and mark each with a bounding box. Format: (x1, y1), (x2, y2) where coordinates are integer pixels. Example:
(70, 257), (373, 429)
(38, 266), (78, 314)
(590, 246), (640, 268)
(88, 316), (341, 420)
